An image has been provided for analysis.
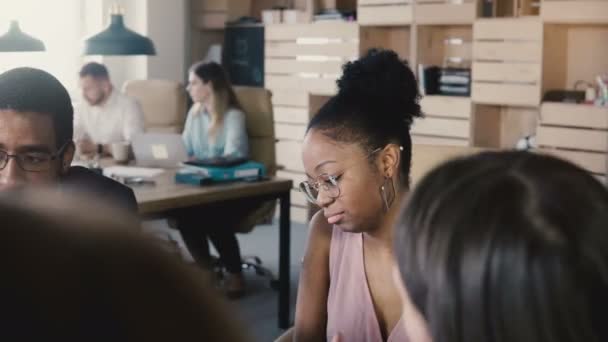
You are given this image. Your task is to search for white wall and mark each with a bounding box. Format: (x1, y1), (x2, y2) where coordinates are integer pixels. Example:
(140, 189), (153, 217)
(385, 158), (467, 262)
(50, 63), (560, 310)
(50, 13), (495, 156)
(83, 0), (187, 89)
(146, 0), (188, 83)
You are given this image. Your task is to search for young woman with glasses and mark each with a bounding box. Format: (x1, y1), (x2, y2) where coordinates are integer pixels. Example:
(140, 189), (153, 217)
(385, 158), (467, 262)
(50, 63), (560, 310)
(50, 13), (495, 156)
(291, 49), (422, 341)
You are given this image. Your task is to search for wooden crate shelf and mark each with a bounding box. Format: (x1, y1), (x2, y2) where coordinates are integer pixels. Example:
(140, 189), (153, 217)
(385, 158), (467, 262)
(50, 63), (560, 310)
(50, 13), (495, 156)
(414, 95), (473, 146)
(415, 0), (478, 24)
(541, 0), (608, 23)
(358, 0), (414, 26)
(471, 18), (543, 107)
(536, 102), (608, 176)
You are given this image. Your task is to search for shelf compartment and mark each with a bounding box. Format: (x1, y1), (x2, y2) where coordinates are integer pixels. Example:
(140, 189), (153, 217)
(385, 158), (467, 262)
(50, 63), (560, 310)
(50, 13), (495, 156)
(358, 0), (413, 25)
(415, 0), (477, 25)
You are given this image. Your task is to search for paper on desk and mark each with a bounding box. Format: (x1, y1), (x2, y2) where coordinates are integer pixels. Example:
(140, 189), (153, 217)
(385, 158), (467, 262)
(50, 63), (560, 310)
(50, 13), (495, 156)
(103, 166), (165, 179)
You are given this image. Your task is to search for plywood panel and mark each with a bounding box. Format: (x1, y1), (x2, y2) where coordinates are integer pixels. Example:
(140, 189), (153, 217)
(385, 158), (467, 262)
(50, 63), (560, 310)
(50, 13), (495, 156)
(499, 107), (538, 148)
(540, 103), (608, 129)
(271, 90), (309, 107)
(266, 75), (337, 95)
(541, 1), (608, 23)
(418, 26), (473, 67)
(415, 2), (476, 25)
(265, 42), (358, 58)
(274, 106), (310, 124)
(412, 135), (470, 146)
(420, 95), (472, 118)
(537, 126), (608, 152)
(411, 117), (471, 138)
(358, 4), (413, 25)
(265, 59), (344, 74)
(473, 62), (541, 83)
(537, 148), (607, 174)
(276, 140), (305, 171)
(265, 22), (359, 41)
(473, 42), (542, 62)
(359, 0), (408, 4)
(565, 26), (608, 87)
(474, 18), (542, 40)
(360, 26), (411, 59)
(472, 82), (541, 106)
(275, 123), (307, 141)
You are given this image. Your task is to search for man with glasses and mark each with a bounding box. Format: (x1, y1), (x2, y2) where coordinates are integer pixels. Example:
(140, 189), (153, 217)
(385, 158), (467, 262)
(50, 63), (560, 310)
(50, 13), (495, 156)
(0, 67), (137, 213)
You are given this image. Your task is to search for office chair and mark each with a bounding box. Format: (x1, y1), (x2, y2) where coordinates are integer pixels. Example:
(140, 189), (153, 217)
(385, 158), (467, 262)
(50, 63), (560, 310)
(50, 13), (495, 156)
(122, 79), (187, 133)
(212, 86), (279, 289)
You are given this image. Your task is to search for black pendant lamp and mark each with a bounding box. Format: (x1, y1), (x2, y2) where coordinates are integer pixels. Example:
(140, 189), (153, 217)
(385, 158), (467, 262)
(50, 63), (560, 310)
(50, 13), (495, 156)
(0, 20), (45, 52)
(83, 5), (156, 56)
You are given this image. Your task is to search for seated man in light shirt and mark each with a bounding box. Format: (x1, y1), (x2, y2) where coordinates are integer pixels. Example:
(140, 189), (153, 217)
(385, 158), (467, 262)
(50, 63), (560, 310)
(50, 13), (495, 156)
(74, 62), (145, 157)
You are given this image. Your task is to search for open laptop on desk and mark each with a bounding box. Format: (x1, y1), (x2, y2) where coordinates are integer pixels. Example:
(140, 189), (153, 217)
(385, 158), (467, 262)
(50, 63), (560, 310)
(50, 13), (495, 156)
(132, 133), (189, 168)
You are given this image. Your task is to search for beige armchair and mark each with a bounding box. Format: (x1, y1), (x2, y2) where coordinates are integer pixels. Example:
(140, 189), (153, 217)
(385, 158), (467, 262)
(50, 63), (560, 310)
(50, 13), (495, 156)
(122, 79), (187, 133)
(233, 86), (277, 231)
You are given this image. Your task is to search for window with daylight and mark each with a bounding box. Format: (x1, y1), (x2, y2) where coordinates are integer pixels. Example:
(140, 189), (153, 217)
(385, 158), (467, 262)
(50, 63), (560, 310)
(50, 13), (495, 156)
(0, 0), (84, 94)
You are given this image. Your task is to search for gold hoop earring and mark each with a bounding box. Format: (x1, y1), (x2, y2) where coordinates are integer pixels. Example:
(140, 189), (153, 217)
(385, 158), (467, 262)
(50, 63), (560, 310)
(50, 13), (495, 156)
(380, 177), (396, 212)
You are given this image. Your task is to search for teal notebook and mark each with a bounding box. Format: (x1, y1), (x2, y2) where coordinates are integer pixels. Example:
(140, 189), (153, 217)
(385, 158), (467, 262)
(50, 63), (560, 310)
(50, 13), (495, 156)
(175, 161), (266, 185)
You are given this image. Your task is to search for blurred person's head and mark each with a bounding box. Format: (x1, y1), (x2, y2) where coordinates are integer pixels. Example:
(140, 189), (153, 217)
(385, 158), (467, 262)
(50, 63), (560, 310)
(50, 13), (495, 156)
(187, 61), (241, 115)
(79, 62), (112, 106)
(0, 67), (75, 191)
(301, 49), (422, 232)
(0, 191), (248, 341)
(394, 151), (608, 342)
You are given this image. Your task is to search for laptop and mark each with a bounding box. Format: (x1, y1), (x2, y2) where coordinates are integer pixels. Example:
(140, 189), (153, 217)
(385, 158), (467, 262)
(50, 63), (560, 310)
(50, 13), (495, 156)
(131, 133), (189, 168)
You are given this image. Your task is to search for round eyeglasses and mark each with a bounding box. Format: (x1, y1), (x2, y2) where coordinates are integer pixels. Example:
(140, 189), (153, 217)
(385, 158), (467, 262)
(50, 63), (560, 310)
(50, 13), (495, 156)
(298, 174), (341, 204)
(298, 147), (384, 204)
(0, 143), (68, 172)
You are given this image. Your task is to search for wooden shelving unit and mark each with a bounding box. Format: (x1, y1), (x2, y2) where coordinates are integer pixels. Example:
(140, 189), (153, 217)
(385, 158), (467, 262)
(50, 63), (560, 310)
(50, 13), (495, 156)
(358, 0), (413, 25)
(415, 0), (478, 25)
(471, 18), (543, 107)
(265, 21), (359, 222)
(541, 0), (608, 24)
(188, 0), (608, 222)
(537, 102), (608, 181)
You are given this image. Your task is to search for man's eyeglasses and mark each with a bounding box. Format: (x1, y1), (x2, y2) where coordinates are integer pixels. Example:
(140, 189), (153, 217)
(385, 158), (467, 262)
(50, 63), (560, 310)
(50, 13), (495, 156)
(298, 148), (382, 204)
(0, 143), (68, 172)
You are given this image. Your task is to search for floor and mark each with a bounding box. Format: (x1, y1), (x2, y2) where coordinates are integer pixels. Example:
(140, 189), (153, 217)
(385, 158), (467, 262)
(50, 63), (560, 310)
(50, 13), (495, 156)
(142, 219), (308, 342)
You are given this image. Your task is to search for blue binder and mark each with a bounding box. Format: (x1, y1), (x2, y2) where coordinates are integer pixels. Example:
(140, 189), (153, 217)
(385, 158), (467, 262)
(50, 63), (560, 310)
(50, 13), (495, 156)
(175, 161), (266, 185)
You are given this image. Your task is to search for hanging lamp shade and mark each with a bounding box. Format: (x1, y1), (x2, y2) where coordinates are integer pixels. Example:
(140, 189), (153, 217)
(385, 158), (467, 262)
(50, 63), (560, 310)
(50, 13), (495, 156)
(0, 21), (45, 52)
(83, 14), (156, 56)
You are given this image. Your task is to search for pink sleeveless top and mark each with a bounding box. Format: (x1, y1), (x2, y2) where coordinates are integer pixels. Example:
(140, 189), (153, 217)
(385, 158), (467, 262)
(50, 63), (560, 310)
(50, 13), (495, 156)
(327, 227), (409, 342)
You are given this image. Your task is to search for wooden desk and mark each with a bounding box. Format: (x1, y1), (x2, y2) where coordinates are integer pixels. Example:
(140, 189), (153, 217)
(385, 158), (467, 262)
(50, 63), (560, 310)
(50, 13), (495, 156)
(131, 170), (293, 329)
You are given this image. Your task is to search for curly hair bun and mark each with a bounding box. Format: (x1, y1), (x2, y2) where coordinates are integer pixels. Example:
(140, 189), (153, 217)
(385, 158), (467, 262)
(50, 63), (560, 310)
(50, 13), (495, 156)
(337, 49), (422, 127)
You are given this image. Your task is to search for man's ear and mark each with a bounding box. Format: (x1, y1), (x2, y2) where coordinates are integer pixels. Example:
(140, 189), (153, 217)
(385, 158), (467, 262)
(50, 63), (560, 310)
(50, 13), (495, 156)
(61, 142), (75, 175)
(380, 144), (401, 179)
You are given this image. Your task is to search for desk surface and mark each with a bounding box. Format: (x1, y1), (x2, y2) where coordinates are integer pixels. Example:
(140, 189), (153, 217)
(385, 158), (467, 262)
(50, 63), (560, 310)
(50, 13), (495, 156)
(131, 169), (292, 215)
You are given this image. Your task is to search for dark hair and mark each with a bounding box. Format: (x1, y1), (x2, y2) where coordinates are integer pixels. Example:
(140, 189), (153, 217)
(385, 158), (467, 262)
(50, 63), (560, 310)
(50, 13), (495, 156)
(395, 151), (608, 342)
(0, 191), (248, 341)
(0, 67), (73, 148)
(189, 61), (241, 113)
(307, 49), (422, 186)
(79, 62), (109, 79)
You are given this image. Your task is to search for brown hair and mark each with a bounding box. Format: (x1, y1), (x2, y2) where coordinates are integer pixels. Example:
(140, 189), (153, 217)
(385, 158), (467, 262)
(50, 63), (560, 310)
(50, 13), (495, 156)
(395, 151), (608, 342)
(0, 190), (248, 341)
(190, 61), (242, 138)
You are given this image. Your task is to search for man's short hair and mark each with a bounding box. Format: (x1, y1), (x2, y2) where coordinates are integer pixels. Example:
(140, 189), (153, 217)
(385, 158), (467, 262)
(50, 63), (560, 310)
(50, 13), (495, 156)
(79, 62), (109, 80)
(0, 67), (73, 148)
